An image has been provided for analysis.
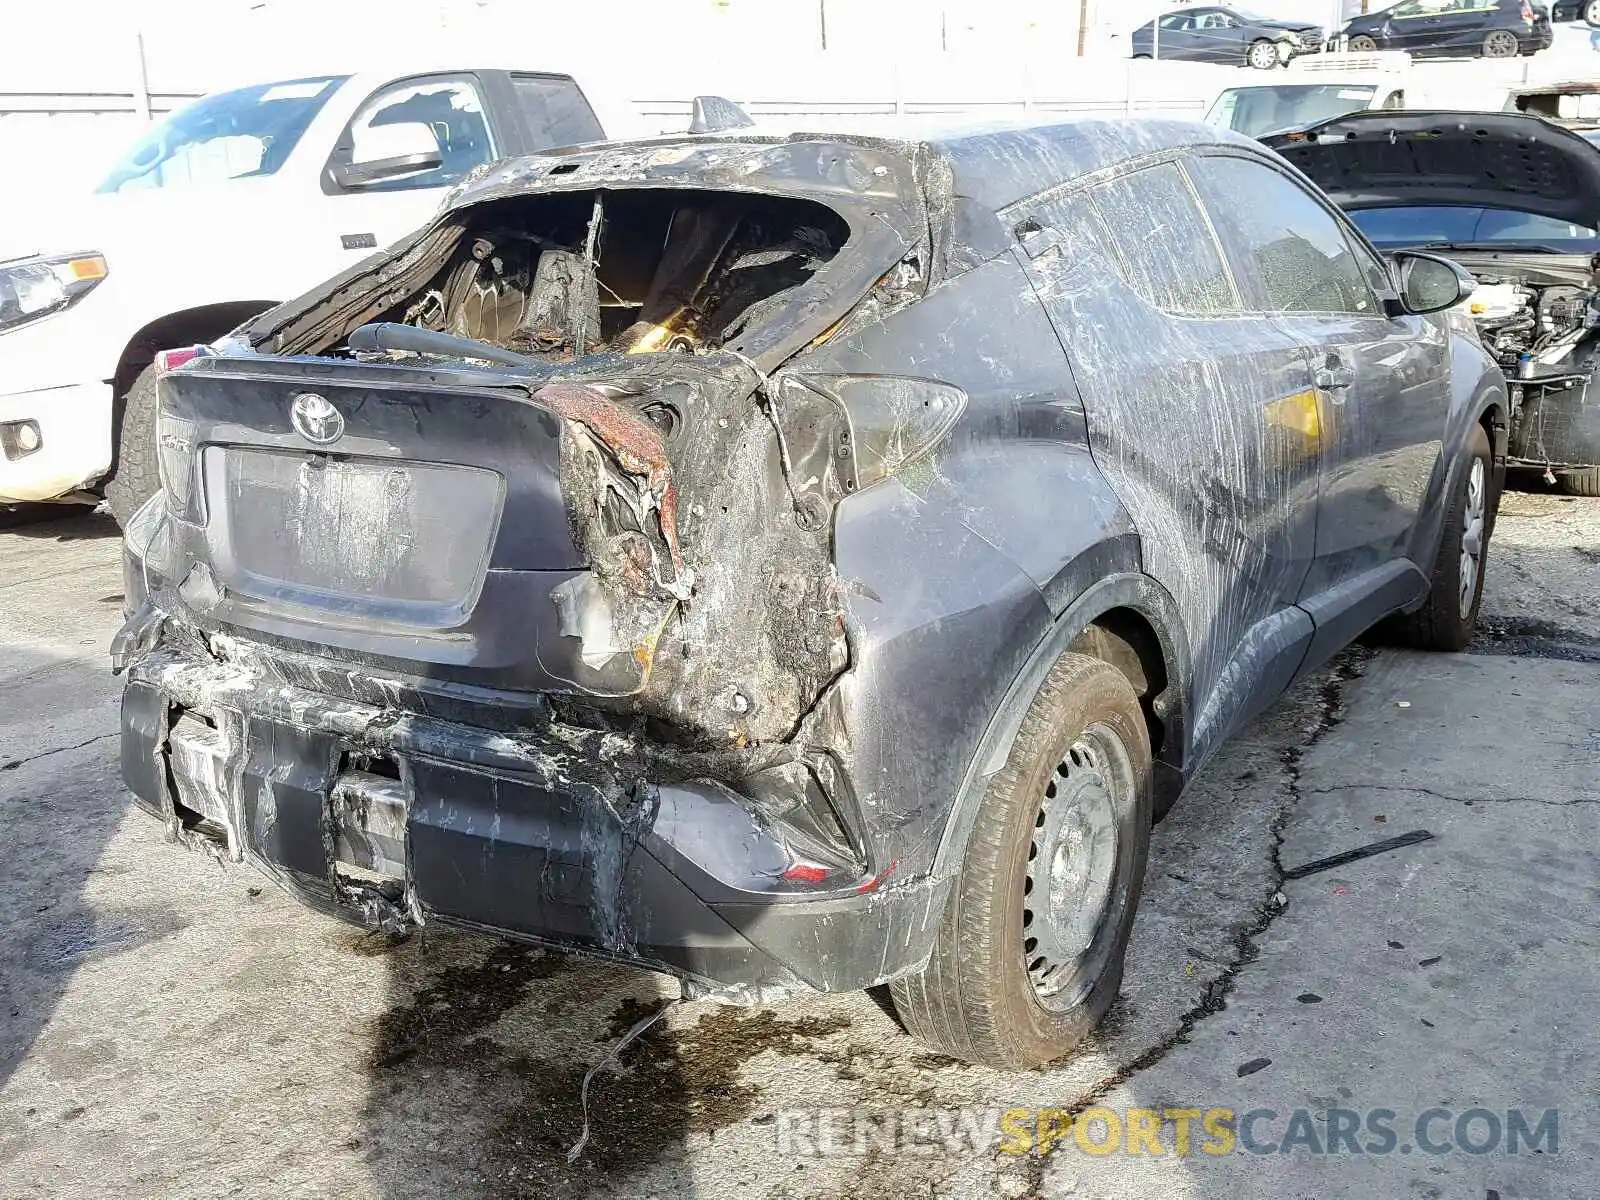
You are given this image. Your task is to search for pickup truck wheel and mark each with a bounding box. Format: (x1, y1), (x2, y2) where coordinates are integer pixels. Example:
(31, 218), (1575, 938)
(103, 364), (162, 530)
(1380, 424), (1493, 651)
(1558, 467), (1600, 497)
(889, 652), (1152, 1069)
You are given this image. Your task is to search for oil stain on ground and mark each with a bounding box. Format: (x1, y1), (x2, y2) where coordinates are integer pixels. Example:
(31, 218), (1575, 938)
(359, 932), (852, 1199)
(1471, 615), (1600, 663)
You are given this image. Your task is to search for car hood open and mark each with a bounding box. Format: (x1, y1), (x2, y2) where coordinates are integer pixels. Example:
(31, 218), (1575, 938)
(1264, 111), (1600, 227)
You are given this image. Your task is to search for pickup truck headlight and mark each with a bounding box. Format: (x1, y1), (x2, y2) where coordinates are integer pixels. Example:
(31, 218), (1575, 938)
(0, 253), (108, 333)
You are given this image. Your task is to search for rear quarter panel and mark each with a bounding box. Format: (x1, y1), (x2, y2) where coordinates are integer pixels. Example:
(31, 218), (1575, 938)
(795, 249), (1141, 877)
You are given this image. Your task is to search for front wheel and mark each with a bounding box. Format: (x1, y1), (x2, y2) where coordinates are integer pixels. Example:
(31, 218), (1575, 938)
(1247, 38), (1281, 69)
(1379, 425), (1494, 651)
(103, 364), (162, 529)
(1586, 0), (1600, 28)
(1348, 34), (1378, 52)
(1483, 29), (1521, 57)
(890, 652), (1152, 1069)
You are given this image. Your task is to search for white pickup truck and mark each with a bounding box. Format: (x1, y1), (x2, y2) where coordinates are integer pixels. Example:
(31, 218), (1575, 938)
(0, 60), (637, 522)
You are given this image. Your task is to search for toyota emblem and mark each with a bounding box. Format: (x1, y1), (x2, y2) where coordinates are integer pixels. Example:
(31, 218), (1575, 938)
(290, 392), (345, 445)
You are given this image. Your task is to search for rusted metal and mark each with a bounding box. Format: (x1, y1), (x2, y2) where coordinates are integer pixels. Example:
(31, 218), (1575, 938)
(536, 381), (686, 579)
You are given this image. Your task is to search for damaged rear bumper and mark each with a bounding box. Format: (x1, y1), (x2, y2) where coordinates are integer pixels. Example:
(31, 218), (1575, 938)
(119, 647), (943, 998)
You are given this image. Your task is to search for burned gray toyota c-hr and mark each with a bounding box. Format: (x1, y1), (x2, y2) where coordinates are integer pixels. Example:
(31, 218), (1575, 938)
(115, 118), (1505, 1069)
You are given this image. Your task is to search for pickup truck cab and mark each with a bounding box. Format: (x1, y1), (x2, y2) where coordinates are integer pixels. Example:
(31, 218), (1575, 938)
(0, 61), (630, 521)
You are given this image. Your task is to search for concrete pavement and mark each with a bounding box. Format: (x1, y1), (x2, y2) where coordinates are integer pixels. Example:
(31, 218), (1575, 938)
(0, 490), (1595, 1199)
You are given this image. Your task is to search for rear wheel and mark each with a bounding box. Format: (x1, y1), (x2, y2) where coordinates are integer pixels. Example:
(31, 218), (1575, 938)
(1558, 467), (1600, 496)
(1483, 29), (1521, 56)
(1247, 38), (1281, 69)
(890, 652), (1152, 1069)
(1381, 424), (1493, 651)
(103, 364), (162, 529)
(1348, 34), (1378, 51)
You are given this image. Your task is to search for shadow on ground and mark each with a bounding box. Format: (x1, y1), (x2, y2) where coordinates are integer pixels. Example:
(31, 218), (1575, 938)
(0, 650), (147, 1097)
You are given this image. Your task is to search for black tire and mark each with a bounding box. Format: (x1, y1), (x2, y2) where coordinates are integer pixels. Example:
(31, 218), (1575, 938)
(1132, 53), (1152, 60)
(1382, 424), (1493, 651)
(1246, 38), (1280, 69)
(1349, 34), (1378, 51)
(890, 652), (1152, 1070)
(1558, 467), (1600, 496)
(103, 364), (162, 529)
(1483, 29), (1520, 57)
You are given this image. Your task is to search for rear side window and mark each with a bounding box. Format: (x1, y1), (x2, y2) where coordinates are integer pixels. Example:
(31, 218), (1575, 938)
(1189, 155), (1378, 316)
(1089, 163), (1238, 315)
(510, 75), (605, 149)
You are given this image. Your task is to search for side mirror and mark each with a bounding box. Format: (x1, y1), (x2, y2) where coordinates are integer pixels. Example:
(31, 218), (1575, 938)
(1388, 250), (1476, 316)
(335, 122), (443, 189)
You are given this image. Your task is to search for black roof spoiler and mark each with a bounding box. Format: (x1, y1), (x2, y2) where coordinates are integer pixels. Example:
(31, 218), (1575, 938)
(689, 95), (756, 135)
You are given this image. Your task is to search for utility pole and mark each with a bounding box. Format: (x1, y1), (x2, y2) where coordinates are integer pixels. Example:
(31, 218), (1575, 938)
(819, 0), (828, 50)
(1077, 0), (1089, 56)
(132, 30), (152, 122)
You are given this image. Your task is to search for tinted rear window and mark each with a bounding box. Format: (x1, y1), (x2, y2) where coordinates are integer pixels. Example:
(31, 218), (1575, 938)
(510, 75), (604, 149)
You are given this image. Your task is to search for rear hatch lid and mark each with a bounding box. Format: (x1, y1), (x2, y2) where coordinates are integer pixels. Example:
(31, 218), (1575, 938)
(155, 353), (722, 702)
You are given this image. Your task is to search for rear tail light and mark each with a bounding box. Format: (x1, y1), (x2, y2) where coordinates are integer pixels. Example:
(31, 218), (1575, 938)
(778, 373), (967, 492)
(1521, 2), (1535, 20)
(154, 344), (212, 374)
(151, 347), (213, 518)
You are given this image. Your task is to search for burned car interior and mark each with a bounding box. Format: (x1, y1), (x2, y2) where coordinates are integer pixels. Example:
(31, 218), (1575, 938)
(321, 188), (853, 362)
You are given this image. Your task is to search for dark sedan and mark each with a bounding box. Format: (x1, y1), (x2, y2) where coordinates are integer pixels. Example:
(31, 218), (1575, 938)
(1551, 1), (1600, 24)
(1131, 6), (1325, 69)
(1342, 0), (1553, 58)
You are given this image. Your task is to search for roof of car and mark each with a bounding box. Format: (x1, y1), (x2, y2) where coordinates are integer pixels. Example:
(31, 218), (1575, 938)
(785, 117), (1261, 211)
(509, 117), (1260, 214)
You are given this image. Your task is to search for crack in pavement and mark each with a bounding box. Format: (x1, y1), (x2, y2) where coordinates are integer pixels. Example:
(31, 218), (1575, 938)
(1053, 649), (1372, 1120)
(1306, 782), (1596, 807)
(1, 731), (118, 773)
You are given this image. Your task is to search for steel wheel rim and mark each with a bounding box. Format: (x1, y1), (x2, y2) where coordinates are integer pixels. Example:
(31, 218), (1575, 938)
(1023, 725), (1129, 1011)
(1485, 30), (1518, 56)
(1350, 35), (1377, 51)
(1248, 42), (1278, 68)
(1588, 0), (1600, 25)
(1459, 458), (1486, 618)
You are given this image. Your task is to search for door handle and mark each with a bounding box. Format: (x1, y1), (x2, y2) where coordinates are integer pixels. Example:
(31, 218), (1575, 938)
(1315, 358), (1355, 392)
